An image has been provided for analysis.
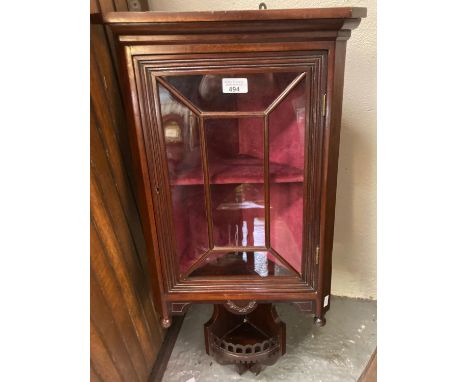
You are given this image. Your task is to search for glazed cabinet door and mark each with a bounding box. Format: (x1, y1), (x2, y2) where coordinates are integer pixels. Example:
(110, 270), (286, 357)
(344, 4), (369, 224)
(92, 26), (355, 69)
(135, 53), (327, 292)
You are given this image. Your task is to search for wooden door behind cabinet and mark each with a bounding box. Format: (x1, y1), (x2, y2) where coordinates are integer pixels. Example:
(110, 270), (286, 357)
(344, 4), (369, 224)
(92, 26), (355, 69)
(90, 1), (163, 381)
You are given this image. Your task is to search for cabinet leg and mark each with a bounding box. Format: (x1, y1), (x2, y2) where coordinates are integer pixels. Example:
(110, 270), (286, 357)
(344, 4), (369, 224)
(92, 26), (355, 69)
(313, 316), (326, 327)
(249, 362), (263, 375)
(235, 363), (248, 375)
(161, 317), (172, 328)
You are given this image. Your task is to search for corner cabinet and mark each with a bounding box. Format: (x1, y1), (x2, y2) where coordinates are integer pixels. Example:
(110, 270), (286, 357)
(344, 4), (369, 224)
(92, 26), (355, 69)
(100, 7), (365, 371)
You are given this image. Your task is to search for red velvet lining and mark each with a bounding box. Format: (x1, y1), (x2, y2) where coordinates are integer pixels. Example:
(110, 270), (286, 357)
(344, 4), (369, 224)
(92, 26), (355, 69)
(164, 75), (306, 275)
(170, 156), (303, 185)
(171, 185), (209, 274)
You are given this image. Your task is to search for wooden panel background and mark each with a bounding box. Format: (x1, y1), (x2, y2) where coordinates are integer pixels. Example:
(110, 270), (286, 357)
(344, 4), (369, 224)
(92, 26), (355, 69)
(90, 1), (164, 381)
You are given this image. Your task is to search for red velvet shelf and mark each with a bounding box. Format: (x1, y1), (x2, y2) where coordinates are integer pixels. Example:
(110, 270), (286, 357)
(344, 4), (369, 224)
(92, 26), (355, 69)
(170, 156), (304, 186)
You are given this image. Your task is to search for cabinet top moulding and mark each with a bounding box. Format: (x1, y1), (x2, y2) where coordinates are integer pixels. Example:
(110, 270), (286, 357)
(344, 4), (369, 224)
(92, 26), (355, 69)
(98, 7), (367, 24)
(92, 8), (366, 44)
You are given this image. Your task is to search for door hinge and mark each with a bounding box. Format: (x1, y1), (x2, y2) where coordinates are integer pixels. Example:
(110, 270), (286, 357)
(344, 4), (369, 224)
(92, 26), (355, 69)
(321, 93), (327, 117)
(315, 246), (320, 265)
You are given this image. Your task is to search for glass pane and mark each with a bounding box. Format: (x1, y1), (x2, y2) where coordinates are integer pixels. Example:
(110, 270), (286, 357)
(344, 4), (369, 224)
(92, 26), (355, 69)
(158, 84), (209, 274)
(164, 72), (300, 112)
(269, 78), (306, 274)
(205, 118), (265, 247)
(189, 251), (293, 277)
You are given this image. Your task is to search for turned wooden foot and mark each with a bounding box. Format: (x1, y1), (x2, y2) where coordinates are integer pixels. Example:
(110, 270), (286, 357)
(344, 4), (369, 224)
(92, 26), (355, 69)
(235, 363), (248, 375)
(314, 316), (326, 327)
(249, 362), (263, 375)
(161, 317), (172, 328)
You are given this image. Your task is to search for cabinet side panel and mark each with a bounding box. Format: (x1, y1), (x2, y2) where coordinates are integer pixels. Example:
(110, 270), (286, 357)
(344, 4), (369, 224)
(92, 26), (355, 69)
(91, 19), (164, 382)
(318, 41), (347, 315)
(118, 46), (172, 323)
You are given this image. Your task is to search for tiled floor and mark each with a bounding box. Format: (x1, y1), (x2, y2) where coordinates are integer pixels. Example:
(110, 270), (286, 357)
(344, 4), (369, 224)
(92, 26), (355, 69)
(163, 297), (377, 382)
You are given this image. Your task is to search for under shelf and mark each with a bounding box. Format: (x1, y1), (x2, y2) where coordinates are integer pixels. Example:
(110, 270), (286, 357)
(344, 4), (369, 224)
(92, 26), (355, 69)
(170, 156), (304, 186)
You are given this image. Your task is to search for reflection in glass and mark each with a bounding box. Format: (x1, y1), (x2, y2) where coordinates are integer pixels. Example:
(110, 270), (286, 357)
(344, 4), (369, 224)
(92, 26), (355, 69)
(164, 72), (299, 112)
(205, 118), (265, 247)
(158, 84), (209, 274)
(189, 251), (293, 277)
(159, 70), (308, 278)
(269, 79), (306, 274)
(211, 184), (265, 247)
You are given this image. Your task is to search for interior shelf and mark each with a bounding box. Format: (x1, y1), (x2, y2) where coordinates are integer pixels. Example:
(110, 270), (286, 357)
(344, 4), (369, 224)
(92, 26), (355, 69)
(171, 156), (304, 186)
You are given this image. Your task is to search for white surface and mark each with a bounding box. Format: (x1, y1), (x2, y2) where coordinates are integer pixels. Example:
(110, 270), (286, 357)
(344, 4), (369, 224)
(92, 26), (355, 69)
(163, 297), (376, 381)
(222, 78), (248, 93)
(148, 0), (377, 299)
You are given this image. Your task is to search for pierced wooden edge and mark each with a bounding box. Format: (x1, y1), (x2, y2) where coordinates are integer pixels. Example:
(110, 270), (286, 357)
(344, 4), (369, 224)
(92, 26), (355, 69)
(224, 300), (258, 315)
(210, 334), (280, 364)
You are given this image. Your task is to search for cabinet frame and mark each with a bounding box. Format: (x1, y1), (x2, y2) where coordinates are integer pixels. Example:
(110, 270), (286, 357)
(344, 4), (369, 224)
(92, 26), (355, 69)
(133, 53), (326, 293)
(101, 8), (365, 326)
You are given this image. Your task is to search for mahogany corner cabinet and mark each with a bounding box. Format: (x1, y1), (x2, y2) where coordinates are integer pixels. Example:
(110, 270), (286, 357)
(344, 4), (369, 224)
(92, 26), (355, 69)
(100, 7), (366, 372)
